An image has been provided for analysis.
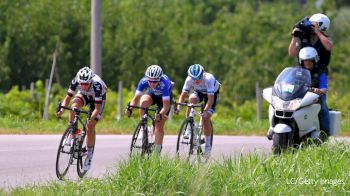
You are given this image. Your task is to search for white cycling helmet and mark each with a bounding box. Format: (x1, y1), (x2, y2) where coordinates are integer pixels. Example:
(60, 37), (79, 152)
(309, 13), (330, 32)
(188, 64), (204, 80)
(299, 47), (318, 64)
(145, 65), (163, 80)
(76, 66), (94, 83)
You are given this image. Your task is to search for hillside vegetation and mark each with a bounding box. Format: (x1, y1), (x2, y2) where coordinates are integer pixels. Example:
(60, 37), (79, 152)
(0, 0), (349, 132)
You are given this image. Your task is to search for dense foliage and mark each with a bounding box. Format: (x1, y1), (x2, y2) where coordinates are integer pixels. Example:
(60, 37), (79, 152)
(0, 1), (350, 103)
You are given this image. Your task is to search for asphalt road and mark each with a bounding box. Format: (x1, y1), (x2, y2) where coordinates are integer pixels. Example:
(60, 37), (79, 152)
(0, 135), (272, 190)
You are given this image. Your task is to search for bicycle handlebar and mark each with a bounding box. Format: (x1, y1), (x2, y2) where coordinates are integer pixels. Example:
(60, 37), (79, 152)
(127, 103), (160, 112)
(173, 101), (204, 113)
(56, 102), (89, 115)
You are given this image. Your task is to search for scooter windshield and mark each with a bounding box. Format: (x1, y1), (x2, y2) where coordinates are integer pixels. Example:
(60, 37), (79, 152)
(273, 67), (311, 101)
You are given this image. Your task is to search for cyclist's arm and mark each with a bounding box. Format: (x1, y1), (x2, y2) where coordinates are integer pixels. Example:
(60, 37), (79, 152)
(62, 95), (72, 107)
(130, 93), (142, 107)
(177, 91), (188, 109)
(130, 78), (147, 107)
(56, 94), (72, 117)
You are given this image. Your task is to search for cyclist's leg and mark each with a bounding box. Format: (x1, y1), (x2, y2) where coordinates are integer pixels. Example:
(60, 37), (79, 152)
(86, 98), (105, 147)
(202, 91), (219, 155)
(187, 92), (200, 116)
(69, 94), (85, 128)
(140, 94), (152, 117)
(84, 99), (105, 171)
(152, 95), (168, 153)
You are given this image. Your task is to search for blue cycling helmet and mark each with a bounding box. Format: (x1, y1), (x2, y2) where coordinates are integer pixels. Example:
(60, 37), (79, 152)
(188, 64), (204, 80)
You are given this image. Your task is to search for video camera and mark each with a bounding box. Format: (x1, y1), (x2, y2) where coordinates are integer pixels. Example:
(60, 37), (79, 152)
(293, 17), (313, 47)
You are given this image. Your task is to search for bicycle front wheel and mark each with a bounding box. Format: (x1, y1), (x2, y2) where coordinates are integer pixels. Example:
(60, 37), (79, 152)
(56, 127), (74, 180)
(198, 120), (214, 155)
(176, 118), (194, 159)
(130, 123), (148, 157)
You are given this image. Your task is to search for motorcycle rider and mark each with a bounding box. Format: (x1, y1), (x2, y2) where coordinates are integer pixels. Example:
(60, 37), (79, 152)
(267, 46), (330, 141)
(299, 46), (330, 140)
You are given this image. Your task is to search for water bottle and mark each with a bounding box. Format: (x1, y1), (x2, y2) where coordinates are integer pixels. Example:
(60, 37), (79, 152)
(76, 129), (82, 143)
(148, 125), (154, 144)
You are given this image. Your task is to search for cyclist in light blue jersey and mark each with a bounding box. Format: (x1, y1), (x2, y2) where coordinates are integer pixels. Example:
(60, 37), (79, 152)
(126, 65), (173, 153)
(175, 64), (220, 158)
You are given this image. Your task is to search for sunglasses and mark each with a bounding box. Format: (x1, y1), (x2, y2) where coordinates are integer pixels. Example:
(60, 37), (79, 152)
(192, 78), (202, 81)
(148, 80), (159, 83)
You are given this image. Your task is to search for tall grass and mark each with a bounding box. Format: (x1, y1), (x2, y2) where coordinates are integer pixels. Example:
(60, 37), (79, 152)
(7, 142), (350, 195)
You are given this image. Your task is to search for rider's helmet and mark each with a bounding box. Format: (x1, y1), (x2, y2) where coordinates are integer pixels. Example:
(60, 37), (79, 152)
(76, 66), (94, 83)
(299, 46), (318, 64)
(145, 65), (163, 80)
(188, 64), (204, 80)
(309, 13), (330, 32)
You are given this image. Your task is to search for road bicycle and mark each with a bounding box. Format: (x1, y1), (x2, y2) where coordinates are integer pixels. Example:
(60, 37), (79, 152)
(126, 103), (160, 157)
(55, 102), (93, 179)
(175, 102), (213, 161)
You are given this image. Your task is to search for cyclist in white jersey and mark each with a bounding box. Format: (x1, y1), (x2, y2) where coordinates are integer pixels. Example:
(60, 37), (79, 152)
(175, 64), (220, 158)
(56, 66), (107, 171)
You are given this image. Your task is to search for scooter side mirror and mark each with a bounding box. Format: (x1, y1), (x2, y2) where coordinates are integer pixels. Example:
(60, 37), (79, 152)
(262, 87), (273, 104)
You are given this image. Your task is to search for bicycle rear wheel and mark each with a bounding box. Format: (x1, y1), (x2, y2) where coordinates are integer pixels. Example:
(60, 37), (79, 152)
(176, 118), (195, 159)
(77, 131), (94, 178)
(56, 127), (74, 180)
(130, 123), (148, 157)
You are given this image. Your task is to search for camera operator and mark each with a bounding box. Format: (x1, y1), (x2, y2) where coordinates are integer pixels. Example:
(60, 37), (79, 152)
(288, 13), (333, 74)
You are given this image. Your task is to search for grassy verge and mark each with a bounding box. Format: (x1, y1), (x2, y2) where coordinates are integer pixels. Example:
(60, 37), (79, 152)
(5, 142), (350, 195)
(1, 115), (350, 136)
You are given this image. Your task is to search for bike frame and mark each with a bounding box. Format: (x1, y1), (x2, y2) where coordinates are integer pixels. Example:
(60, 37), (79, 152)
(55, 102), (90, 179)
(175, 102), (204, 157)
(128, 104), (160, 156)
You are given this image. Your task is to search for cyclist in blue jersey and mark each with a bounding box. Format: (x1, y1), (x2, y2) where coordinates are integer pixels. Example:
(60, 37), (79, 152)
(175, 64), (220, 158)
(126, 65), (173, 153)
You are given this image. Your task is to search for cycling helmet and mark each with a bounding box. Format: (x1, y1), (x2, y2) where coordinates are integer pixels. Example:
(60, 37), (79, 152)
(145, 65), (163, 80)
(309, 13), (330, 32)
(299, 47), (318, 64)
(76, 66), (94, 83)
(188, 64), (204, 80)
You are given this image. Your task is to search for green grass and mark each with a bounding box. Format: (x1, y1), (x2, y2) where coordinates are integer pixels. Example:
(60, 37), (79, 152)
(1, 114), (350, 136)
(5, 142), (350, 195)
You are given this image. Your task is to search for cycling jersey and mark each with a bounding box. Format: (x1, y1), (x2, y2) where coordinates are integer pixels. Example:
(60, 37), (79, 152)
(67, 74), (107, 103)
(136, 75), (172, 101)
(182, 72), (220, 95)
